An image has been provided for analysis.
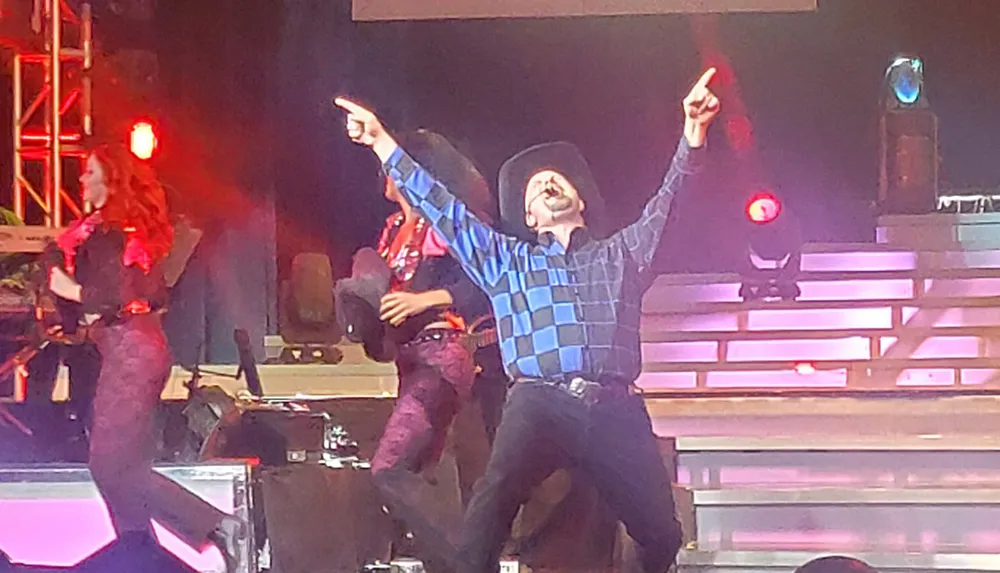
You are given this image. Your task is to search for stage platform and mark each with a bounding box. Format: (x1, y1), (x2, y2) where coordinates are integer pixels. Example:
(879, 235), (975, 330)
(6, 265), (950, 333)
(4, 214), (1000, 572)
(0, 462), (255, 572)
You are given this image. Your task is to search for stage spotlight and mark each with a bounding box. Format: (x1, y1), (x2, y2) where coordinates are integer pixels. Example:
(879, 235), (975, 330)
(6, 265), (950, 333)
(746, 191), (781, 224)
(878, 54), (939, 214)
(276, 253), (344, 364)
(130, 120), (158, 160)
(885, 55), (926, 109)
(739, 189), (802, 302)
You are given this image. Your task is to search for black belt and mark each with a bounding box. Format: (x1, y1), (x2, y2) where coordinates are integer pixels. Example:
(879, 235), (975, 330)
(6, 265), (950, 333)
(400, 328), (463, 347)
(401, 327), (497, 351)
(514, 376), (641, 405)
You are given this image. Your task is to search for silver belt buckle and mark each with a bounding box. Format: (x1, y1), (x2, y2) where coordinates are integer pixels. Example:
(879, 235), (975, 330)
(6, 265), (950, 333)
(568, 377), (589, 398)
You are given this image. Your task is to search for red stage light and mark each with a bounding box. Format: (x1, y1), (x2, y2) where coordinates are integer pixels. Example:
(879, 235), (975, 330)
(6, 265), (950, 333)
(746, 192), (781, 224)
(129, 121), (158, 160)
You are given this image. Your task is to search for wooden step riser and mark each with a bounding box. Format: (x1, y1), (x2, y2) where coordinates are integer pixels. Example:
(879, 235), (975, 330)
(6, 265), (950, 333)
(645, 277), (1000, 310)
(643, 306), (1000, 334)
(678, 548), (1000, 573)
(643, 336), (1000, 363)
(695, 505), (1000, 555)
(678, 451), (1000, 489)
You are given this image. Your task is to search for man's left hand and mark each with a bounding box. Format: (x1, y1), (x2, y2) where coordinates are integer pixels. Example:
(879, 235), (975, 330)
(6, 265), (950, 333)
(682, 67), (720, 147)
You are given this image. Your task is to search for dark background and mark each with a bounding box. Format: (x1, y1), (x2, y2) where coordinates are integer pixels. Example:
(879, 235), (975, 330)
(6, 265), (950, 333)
(261, 0), (999, 276)
(5, 0), (1000, 301)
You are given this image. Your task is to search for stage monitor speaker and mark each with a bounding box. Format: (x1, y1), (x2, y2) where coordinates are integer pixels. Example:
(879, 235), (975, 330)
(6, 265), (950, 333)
(259, 465), (393, 573)
(0, 462), (254, 572)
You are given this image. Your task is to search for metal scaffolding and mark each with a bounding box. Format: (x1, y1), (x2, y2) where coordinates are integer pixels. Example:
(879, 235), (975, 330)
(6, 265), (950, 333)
(1, 1), (93, 403)
(12, 0), (93, 228)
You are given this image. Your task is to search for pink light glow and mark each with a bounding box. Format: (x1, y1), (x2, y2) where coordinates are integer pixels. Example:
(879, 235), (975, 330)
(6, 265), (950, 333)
(646, 282), (742, 305)
(676, 467), (691, 485)
(964, 532), (1000, 552)
(679, 464), (1000, 489)
(641, 313), (740, 333)
(0, 487), (230, 570)
(907, 306), (1000, 328)
(635, 371), (698, 390)
(794, 362), (817, 375)
(801, 251), (917, 272)
(715, 467), (894, 488)
(0, 499), (115, 566)
(727, 337), (869, 361)
(713, 530), (1000, 553)
(706, 369), (848, 388)
(728, 530), (868, 551)
(911, 336), (981, 359)
(641, 341), (719, 363)
(961, 369), (1000, 386)
(797, 279), (913, 301)
(747, 307), (892, 331)
(923, 277), (1000, 298)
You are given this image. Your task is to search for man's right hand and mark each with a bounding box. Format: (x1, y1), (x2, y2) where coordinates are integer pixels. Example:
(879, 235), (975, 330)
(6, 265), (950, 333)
(334, 97), (399, 162)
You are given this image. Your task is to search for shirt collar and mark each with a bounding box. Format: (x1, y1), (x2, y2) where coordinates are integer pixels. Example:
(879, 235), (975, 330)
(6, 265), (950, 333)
(538, 226), (594, 252)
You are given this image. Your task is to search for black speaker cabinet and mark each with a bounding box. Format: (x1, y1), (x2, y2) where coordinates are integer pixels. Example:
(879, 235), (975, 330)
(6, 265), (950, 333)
(259, 465), (394, 573)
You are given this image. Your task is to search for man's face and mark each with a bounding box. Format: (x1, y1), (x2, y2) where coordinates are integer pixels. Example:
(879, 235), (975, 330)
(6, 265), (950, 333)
(523, 169), (585, 232)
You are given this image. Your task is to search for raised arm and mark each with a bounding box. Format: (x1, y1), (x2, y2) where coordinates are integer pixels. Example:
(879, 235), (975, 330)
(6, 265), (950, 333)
(614, 68), (720, 270)
(336, 98), (517, 290)
(614, 137), (705, 270)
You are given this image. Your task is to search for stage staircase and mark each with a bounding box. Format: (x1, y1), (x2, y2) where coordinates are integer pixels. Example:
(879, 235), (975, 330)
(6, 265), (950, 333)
(637, 213), (1000, 395)
(667, 214), (1000, 573)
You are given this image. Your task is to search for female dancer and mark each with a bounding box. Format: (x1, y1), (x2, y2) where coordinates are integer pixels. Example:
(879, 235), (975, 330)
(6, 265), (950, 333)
(369, 130), (505, 573)
(47, 144), (243, 571)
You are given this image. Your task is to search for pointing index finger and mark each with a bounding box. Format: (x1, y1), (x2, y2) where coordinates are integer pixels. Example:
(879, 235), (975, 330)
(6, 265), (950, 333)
(694, 68), (717, 90)
(334, 97), (370, 116)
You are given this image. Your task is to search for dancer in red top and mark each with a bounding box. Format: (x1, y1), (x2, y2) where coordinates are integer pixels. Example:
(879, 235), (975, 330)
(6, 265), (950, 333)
(366, 131), (505, 573)
(47, 144), (244, 572)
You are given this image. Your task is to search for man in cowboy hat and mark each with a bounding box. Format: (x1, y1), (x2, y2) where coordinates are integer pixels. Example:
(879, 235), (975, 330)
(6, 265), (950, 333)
(336, 67), (720, 573)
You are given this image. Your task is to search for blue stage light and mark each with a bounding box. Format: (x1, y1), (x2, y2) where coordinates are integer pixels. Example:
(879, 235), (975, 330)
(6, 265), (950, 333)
(886, 56), (925, 107)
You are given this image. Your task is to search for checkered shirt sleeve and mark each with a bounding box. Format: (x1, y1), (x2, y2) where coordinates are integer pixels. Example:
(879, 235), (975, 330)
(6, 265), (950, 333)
(383, 146), (521, 291)
(613, 137), (704, 271)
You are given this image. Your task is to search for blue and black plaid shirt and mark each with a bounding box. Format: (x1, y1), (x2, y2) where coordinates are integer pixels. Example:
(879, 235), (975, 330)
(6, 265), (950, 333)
(383, 138), (704, 383)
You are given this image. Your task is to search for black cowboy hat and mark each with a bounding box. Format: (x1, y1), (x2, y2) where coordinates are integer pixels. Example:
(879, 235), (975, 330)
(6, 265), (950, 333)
(334, 247), (394, 362)
(395, 129), (498, 225)
(498, 142), (606, 242)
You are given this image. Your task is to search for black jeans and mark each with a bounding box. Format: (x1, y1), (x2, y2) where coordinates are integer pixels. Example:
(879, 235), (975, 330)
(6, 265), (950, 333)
(457, 381), (682, 573)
